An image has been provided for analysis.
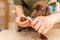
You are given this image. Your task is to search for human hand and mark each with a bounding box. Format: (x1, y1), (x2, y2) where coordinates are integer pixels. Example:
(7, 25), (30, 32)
(31, 15), (57, 34)
(15, 16), (30, 27)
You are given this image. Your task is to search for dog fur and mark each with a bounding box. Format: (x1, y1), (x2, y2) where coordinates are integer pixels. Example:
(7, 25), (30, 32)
(30, 1), (50, 18)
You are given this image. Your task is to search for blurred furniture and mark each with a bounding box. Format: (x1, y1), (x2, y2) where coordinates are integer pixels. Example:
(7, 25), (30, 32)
(0, 0), (9, 29)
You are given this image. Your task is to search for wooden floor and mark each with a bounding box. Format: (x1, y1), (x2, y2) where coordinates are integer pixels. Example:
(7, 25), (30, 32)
(0, 29), (60, 40)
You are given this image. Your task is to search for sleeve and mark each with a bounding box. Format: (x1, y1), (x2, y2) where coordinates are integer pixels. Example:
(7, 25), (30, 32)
(14, 0), (23, 5)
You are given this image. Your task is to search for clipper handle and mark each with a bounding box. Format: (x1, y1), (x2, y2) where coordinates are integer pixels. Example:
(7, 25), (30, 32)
(20, 16), (33, 22)
(20, 17), (27, 22)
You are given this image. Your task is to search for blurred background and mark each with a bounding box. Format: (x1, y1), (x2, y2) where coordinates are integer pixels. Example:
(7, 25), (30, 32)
(0, 0), (60, 31)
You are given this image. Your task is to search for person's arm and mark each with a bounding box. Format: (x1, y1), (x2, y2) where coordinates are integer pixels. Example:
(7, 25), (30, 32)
(14, 0), (25, 17)
(14, 0), (30, 27)
(31, 12), (60, 34)
(15, 5), (25, 17)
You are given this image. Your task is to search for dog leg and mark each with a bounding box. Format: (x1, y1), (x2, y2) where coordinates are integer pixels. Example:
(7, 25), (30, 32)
(40, 34), (48, 40)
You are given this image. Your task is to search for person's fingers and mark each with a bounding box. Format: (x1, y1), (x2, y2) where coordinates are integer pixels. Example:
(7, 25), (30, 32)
(15, 18), (23, 26)
(15, 17), (29, 26)
(42, 24), (53, 34)
(29, 23), (34, 28)
(31, 17), (39, 28)
(15, 17), (20, 25)
(42, 20), (55, 34)
(19, 20), (29, 26)
(38, 24), (46, 34)
(22, 21), (30, 27)
(42, 27), (50, 34)
(34, 22), (42, 31)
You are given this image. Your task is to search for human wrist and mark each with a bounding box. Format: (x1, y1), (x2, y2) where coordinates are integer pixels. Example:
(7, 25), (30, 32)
(19, 14), (25, 17)
(51, 13), (60, 23)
